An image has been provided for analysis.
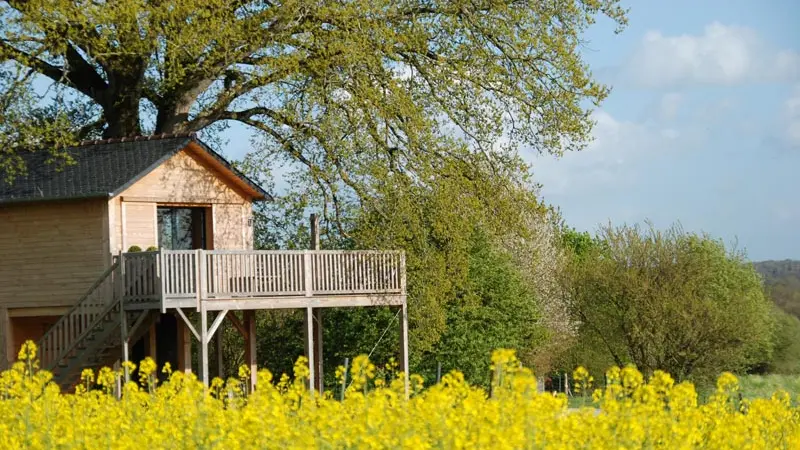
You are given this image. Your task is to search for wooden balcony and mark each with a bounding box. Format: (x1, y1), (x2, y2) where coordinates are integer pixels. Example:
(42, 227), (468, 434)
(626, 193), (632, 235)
(121, 249), (407, 312)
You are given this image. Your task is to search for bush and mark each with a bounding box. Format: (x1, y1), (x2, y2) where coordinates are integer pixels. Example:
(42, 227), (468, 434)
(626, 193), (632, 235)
(563, 222), (775, 384)
(765, 307), (800, 374)
(127, 245), (142, 252)
(146, 246), (159, 252)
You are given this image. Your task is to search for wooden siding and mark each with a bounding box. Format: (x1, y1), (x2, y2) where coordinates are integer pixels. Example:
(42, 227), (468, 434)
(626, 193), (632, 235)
(0, 199), (107, 309)
(124, 202), (157, 250)
(120, 149), (248, 204)
(213, 203), (247, 250)
(112, 148), (254, 252)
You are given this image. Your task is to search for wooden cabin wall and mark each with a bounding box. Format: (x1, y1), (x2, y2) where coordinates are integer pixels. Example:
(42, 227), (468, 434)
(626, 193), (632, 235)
(0, 199), (108, 366)
(0, 199), (108, 310)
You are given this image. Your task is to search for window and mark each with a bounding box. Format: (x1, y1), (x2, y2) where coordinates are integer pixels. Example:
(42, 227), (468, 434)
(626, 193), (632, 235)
(157, 207), (207, 250)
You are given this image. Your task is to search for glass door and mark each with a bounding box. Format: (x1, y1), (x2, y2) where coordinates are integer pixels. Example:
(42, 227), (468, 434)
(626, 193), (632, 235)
(157, 207), (207, 250)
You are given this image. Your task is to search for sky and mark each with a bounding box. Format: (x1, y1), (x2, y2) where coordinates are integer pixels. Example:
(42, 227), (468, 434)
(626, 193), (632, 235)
(528, 0), (800, 261)
(216, 1), (800, 261)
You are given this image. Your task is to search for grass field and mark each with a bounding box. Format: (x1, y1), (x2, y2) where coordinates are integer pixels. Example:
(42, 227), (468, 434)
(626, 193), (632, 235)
(739, 374), (800, 400)
(561, 373), (800, 409)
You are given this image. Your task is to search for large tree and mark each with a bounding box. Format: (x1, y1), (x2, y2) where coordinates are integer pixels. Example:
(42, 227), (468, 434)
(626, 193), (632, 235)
(1, 0), (625, 218)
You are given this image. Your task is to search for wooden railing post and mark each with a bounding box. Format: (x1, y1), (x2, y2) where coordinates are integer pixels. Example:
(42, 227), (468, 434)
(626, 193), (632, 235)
(400, 251), (407, 295)
(159, 251), (167, 313)
(196, 249), (204, 311)
(304, 250), (313, 297)
(119, 252), (130, 383)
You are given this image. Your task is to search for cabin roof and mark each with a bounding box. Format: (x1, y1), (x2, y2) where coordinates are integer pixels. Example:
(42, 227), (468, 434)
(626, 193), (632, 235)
(0, 133), (271, 205)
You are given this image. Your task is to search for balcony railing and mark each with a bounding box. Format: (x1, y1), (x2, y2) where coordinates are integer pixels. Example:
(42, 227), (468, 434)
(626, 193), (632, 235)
(120, 249), (406, 310)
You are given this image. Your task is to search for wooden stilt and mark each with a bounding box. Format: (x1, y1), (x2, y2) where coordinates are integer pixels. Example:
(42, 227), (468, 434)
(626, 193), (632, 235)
(121, 308), (130, 383)
(119, 253), (130, 383)
(0, 307), (10, 370)
(313, 309), (324, 393)
(306, 306), (315, 394)
(176, 313), (192, 374)
(200, 306), (209, 387)
(399, 302), (409, 398)
(308, 213), (324, 393)
(215, 323), (224, 379)
(243, 311), (257, 391)
(147, 322), (157, 362)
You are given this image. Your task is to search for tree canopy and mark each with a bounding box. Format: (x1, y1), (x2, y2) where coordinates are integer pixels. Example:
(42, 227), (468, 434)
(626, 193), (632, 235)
(1, 0), (626, 221)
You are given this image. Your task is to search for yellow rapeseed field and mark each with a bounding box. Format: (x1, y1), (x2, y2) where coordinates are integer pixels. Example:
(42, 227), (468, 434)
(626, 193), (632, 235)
(1, 342), (799, 449)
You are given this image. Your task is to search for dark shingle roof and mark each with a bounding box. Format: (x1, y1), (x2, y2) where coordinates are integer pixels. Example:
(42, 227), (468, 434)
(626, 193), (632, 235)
(0, 134), (270, 204)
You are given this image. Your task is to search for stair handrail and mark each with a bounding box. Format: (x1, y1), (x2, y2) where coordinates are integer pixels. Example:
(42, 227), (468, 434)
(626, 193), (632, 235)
(37, 259), (121, 370)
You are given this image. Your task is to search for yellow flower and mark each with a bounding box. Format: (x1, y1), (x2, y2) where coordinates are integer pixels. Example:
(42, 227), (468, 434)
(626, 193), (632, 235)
(1, 340), (799, 449)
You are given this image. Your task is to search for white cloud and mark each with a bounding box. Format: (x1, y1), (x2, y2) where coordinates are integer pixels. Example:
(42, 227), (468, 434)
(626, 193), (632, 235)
(528, 110), (685, 195)
(625, 22), (800, 87)
(659, 93), (683, 120)
(786, 86), (800, 147)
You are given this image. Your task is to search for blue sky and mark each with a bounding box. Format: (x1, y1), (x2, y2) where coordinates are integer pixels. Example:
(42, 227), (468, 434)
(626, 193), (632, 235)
(217, 2), (800, 261)
(529, 1), (800, 261)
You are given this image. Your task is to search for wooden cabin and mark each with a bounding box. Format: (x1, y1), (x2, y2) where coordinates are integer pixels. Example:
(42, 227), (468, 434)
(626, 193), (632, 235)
(0, 133), (408, 392)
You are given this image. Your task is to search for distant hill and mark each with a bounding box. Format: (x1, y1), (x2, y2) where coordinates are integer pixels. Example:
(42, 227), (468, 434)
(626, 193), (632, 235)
(754, 260), (800, 317)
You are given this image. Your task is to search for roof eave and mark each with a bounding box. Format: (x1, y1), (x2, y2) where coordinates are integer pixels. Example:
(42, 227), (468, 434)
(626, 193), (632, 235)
(0, 192), (110, 206)
(187, 139), (273, 202)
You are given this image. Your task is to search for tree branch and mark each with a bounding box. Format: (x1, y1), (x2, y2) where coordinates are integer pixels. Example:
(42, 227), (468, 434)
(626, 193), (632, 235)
(0, 40), (65, 83)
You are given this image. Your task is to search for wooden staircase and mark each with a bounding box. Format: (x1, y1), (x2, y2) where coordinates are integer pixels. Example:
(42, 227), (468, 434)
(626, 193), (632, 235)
(36, 257), (158, 390)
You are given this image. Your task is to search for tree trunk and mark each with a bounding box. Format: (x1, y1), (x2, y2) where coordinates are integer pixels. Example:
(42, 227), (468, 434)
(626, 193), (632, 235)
(100, 63), (147, 138)
(154, 100), (192, 135)
(154, 80), (216, 134)
(103, 100), (142, 138)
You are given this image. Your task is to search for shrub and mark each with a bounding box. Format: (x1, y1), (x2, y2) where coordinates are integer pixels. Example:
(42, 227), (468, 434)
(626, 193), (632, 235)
(146, 246), (159, 252)
(127, 245), (142, 252)
(765, 307), (800, 374)
(563, 222), (774, 385)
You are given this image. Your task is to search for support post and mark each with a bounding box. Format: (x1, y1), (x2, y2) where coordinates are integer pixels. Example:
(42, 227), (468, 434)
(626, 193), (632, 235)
(305, 306), (315, 394)
(119, 253), (130, 383)
(308, 214), (324, 393)
(121, 308), (130, 383)
(243, 311), (257, 391)
(399, 302), (409, 398)
(176, 313), (192, 374)
(313, 310), (324, 393)
(200, 305), (209, 387)
(147, 322), (157, 362)
(0, 307), (10, 371)
(215, 325), (224, 379)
